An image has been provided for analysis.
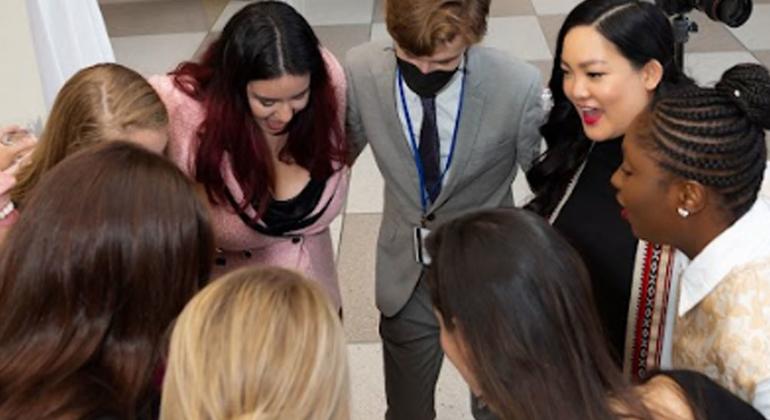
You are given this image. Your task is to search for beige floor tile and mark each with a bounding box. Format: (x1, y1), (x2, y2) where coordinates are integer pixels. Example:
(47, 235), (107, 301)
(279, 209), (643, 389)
(347, 343), (385, 419)
(529, 59), (554, 85)
(211, 1), (248, 32)
(372, 0), (384, 23)
(313, 24), (372, 62)
(111, 32), (208, 76)
(331, 212), (344, 261)
(729, 5), (770, 50)
(192, 31), (219, 61)
(338, 213), (381, 342)
(370, 22), (391, 42)
(99, 0), (149, 3)
(513, 166), (533, 206)
(484, 16), (552, 61)
(754, 50), (770, 68)
(211, 0), (375, 32)
(302, 0), (375, 25)
(201, 0), (230, 27)
(347, 343), (473, 420)
(101, 0), (211, 37)
(762, 130), (770, 154)
(537, 14), (565, 56)
(530, 0), (581, 15)
(684, 51), (759, 85)
(347, 145), (385, 214)
(684, 11), (747, 53)
(491, 0), (535, 16)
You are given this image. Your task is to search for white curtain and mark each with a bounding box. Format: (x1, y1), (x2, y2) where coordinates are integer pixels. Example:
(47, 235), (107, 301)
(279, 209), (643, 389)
(25, 0), (114, 111)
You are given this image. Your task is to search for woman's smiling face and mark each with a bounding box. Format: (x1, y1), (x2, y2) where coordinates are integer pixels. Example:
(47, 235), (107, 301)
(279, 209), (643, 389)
(560, 25), (660, 142)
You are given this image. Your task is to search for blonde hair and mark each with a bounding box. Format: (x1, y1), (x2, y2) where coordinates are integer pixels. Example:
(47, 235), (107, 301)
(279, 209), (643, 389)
(161, 267), (350, 420)
(10, 63), (168, 208)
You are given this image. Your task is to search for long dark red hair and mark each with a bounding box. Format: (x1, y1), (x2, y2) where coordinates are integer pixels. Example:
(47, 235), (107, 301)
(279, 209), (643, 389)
(171, 1), (346, 216)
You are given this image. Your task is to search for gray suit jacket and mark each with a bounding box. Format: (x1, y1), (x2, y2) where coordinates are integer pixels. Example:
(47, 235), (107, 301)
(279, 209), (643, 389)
(345, 40), (543, 316)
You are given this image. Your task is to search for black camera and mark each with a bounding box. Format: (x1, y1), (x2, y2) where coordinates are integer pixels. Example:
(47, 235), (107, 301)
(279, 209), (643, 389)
(656, 0), (752, 27)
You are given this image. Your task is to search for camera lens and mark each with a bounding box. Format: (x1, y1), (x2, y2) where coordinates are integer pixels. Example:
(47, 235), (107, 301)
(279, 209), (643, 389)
(703, 0), (753, 27)
(656, 0), (753, 27)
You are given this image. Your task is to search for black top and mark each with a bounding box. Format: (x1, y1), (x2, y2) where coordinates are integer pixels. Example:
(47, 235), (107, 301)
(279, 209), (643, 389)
(657, 370), (765, 419)
(259, 177), (327, 235)
(553, 138), (637, 364)
(228, 177), (329, 237)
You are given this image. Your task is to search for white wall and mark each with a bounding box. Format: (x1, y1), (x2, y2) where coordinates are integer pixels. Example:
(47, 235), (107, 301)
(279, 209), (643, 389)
(0, 1), (46, 126)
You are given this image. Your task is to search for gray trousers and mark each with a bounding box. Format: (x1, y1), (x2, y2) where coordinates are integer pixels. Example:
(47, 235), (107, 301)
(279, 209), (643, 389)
(380, 277), (497, 420)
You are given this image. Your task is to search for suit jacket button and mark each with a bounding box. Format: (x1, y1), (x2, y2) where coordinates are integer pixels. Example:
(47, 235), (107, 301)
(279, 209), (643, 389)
(426, 214), (435, 221)
(291, 236), (301, 244)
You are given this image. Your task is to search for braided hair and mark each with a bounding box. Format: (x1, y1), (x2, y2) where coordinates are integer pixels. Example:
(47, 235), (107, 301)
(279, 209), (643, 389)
(645, 63), (770, 221)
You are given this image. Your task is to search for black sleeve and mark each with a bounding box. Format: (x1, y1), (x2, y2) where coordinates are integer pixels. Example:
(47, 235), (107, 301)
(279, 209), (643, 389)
(656, 369), (764, 420)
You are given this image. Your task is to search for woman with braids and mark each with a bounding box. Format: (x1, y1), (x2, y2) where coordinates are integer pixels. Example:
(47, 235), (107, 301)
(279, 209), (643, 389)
(149, 1), (348, 310)
(612, 63), (770, 417)
(526, 0), (693, 379)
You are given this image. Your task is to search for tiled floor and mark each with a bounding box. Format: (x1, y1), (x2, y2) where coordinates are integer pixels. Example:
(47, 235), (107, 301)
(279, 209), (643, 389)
(100, 1), (770, 418)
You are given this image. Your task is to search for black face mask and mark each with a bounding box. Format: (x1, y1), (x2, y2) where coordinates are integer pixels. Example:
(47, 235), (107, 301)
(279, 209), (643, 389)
(397, 57), (458, 98)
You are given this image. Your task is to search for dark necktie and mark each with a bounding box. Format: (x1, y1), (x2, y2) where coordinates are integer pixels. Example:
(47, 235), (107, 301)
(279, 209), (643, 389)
(419, 96), (441, 203)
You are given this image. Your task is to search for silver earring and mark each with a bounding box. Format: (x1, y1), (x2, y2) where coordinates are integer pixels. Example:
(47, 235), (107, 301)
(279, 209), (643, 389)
(677, 207), (690, 218)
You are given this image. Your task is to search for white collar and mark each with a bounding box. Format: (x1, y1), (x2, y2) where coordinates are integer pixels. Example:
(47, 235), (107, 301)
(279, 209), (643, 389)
(678, 197), (770, 316)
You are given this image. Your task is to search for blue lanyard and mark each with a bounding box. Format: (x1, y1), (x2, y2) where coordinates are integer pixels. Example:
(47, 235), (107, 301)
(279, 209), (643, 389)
(397, 67), (466, 214)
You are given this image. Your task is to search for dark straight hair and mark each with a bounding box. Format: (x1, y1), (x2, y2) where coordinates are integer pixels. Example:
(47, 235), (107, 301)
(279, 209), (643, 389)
(526, 0), (691, 217)
(172, 0), (346, 216)
(424, 208), (654, 419)
(0, 142), (214, 419)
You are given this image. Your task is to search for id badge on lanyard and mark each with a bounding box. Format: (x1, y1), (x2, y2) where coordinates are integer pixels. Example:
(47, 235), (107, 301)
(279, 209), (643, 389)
(396, 65), (466, 267)
(412, 226), (432, 266)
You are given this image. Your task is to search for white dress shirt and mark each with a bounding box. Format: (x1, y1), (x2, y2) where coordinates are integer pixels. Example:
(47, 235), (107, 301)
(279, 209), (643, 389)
(395, 56), (465, 186)
(676, 197), (770, 418)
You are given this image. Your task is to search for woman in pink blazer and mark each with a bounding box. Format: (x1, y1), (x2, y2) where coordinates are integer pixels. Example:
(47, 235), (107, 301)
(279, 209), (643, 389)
(150, 1), (348, 310)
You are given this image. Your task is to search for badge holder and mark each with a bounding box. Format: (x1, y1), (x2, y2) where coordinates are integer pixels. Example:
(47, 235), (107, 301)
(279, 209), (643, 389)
(412, 226), (432, 266)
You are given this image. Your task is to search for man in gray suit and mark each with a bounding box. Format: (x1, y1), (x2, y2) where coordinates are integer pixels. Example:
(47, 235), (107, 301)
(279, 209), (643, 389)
(345, 0), (543, 418)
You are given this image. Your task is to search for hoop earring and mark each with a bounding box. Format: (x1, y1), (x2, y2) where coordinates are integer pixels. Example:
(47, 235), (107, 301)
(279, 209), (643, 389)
(677, 207), (690, 218)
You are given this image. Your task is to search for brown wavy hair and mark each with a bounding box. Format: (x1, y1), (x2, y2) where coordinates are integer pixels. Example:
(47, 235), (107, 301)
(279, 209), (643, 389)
(0, 142), (214, 419)
(10, 63), (168, 209)
(385, 0), (490, 56)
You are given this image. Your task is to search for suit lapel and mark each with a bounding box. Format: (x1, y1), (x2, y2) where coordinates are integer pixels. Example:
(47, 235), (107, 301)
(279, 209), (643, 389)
(372, 46), (423, 202)
(430, 48), (487, 211)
